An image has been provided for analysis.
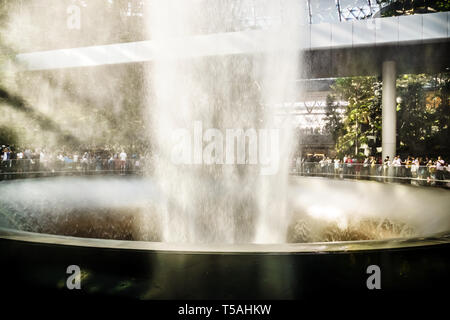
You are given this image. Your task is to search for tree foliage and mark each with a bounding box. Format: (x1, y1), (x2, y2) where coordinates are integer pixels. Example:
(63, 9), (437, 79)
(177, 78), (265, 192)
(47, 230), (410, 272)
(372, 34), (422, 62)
(325, 77), (382, 158)
(397, 74), (450, 157)
(325, 73), (450, 159)
(378, 0), (450, 17)
(324, 94), (344, 145)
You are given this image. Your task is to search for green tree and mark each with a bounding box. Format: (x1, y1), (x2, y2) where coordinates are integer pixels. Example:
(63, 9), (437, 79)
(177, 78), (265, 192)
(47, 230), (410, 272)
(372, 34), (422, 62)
(326, 77), (382, 158)
(397, 73), (450, 158)
(378, 0), (450, 17)
(327, 73), (450, 159)
(396, 74), (430, 156)
(324, 94), (344, 145)
(433, 73), (450, 157)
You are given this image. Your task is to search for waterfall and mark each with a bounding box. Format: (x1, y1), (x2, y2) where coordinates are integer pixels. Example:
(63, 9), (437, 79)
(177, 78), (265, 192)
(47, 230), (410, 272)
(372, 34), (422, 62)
(145, 0), (304, 244)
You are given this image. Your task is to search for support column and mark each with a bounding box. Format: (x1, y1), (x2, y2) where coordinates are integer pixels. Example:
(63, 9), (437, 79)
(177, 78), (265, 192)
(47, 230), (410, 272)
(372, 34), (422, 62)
(382, 60), (397, 161)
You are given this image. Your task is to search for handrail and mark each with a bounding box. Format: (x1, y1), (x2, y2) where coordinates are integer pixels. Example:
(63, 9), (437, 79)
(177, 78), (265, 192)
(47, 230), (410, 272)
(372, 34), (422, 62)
(291, 161), (450, 185)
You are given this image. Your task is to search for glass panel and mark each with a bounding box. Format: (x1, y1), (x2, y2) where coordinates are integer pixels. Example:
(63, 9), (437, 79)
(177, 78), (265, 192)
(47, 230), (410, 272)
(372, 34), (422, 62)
(375, 16), (398, 44)
(311, 23), (332, 48)
(353, 19), (376, 45)
(309, 0), (340, 24)
(398, 15), (422, 42)
(422, 12), (448, 40)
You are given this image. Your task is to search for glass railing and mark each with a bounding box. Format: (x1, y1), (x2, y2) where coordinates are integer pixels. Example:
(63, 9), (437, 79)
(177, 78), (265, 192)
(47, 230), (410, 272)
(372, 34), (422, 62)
(290, 161), (450, 187)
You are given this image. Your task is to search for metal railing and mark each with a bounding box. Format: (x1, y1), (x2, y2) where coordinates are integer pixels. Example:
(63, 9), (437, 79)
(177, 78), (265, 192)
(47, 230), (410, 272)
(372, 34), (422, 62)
(2, 158), (449, 188)
(0, 158), (144, 181)
(290, 161), (450, 187)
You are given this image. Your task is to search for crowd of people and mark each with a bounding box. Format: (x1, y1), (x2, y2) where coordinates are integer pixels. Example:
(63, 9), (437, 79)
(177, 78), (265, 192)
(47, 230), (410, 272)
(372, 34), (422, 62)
(2, 143), (449, 187)
(293, 154), (450, 186)
(0, 144), (145, 179)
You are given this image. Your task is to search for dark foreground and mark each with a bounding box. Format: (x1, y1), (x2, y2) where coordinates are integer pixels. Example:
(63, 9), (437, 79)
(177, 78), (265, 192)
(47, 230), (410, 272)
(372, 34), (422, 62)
(0, 234), (448, 301)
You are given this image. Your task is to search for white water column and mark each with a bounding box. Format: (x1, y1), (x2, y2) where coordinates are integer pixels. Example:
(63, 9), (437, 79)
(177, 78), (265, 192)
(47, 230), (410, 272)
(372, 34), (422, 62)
(382, 60), (397, 161)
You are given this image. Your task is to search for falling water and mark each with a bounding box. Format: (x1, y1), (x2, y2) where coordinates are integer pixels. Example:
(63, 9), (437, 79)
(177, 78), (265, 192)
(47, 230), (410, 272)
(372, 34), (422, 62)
(1, 1), (449, 246)
(145, 1), (304, 244)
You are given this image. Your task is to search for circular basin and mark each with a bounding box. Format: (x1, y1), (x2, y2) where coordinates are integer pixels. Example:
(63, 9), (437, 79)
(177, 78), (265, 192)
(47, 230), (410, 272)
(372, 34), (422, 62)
(0, 176), (448, 299)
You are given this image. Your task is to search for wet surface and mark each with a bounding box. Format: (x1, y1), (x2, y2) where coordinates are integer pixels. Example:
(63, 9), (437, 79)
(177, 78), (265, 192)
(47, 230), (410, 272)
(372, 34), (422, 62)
(0, 176), (449, 244)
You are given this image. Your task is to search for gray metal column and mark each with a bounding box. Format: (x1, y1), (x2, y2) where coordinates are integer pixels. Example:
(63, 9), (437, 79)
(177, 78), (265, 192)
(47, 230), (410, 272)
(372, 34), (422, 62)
(382, 60), (397, 161)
